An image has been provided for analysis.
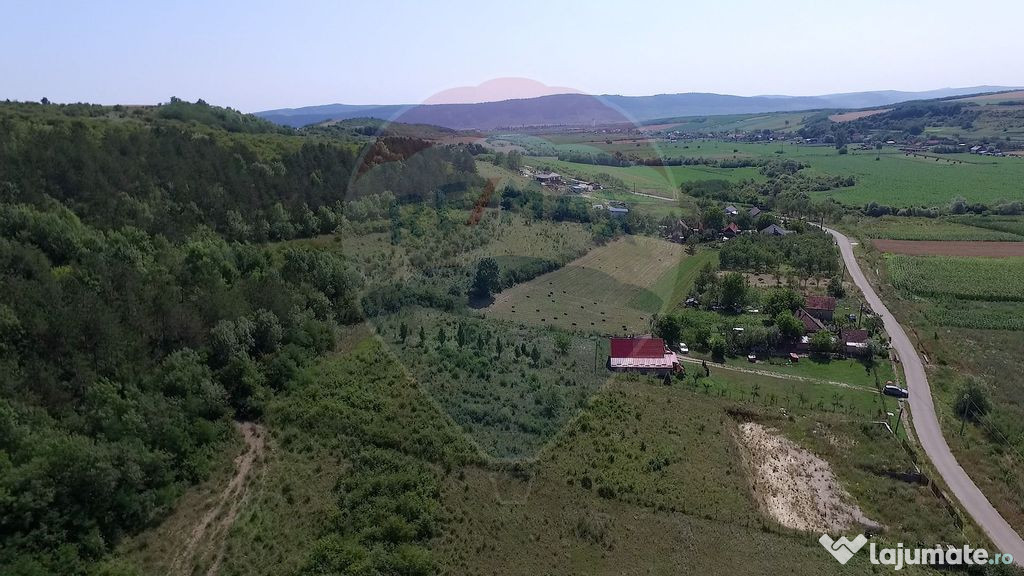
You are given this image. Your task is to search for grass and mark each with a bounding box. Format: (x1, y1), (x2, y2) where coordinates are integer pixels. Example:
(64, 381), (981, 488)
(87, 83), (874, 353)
(486, 236), (713, 334)
(434, 376), (965, 575)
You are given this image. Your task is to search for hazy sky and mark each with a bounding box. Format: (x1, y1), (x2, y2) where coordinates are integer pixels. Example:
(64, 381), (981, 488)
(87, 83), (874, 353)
(2, 0), (1021, 112)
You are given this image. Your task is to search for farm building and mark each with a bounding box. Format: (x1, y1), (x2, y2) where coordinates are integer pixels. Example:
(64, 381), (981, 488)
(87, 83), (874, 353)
(759, 224), (793, 236)
(723, 222), (741, 238)
(725, 205), (739, 216)
(535, 172), (562, 185)
(607, 204), (629, 217)
(841, 329), (871, 356)
(748, 206), (762, 219)
(795, 308), (825, 333)
(608, 337), (678, 374)
(805, 296), (836, 321)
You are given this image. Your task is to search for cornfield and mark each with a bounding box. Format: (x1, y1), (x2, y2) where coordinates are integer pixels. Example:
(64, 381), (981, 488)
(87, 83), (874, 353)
(886, 255), (1024, 302)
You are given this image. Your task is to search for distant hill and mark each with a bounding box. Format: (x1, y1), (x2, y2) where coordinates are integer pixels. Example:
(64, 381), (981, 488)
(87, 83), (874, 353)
(257, 86), (1020, 130)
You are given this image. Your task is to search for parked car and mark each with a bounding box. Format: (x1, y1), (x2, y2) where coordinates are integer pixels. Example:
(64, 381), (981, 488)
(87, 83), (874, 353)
(747, 354), (757, 363)
(678, 342), (689, 354)
(883, 384), (909, 399)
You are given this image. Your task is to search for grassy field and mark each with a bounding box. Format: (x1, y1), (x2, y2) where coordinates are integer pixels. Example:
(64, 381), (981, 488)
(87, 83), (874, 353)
(530, 156), (760, 196)
(486, 236), (714, 334)
(518, 134), (1024, 207)
(434, 377), (965, 575)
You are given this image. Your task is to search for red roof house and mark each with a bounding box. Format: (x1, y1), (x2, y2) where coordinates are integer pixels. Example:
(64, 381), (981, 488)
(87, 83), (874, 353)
(723, 222), (741, 237)
(805, 295), (837, 321)
(609, 338), (677, 373)
(795, 308), (825, 333)
(841, 329), (871, 356)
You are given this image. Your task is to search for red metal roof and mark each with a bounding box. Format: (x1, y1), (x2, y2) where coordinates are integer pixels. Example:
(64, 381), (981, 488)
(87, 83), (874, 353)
(805, 295), (837, 311)
(609, 338), (666, 359)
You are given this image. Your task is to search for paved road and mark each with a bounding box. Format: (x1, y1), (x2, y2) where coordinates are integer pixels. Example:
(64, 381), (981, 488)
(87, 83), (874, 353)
(826, 226), (1024, 559)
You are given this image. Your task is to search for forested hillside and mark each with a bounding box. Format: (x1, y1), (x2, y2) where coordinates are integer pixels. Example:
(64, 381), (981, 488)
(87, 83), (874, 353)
(0, 100), (483, 575)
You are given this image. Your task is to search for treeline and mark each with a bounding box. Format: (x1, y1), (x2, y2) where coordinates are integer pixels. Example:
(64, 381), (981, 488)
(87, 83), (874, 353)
(863, 197), (1024, 218)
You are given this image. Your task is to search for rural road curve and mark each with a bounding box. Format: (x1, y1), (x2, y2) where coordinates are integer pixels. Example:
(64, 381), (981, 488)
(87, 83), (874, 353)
(826, 226), (1024, 559)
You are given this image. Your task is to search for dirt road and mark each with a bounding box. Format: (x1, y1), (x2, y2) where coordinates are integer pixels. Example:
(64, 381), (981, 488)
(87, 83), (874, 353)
(826, 226), (1024, 560)
(171, 421), (266, 576)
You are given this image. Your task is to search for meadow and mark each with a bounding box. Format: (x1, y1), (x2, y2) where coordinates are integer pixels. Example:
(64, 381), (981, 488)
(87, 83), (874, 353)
(486, 236), (714, 334)
(434, 377), (966, 576)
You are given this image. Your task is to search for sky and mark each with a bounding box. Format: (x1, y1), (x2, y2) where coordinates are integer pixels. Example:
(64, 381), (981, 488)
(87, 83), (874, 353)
(2, 0), (1022, 112)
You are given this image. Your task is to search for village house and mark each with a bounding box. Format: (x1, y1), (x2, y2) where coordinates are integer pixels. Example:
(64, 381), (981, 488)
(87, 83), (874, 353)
(723, 222), (741, 238)
(724, 204), (739, 216)
(608, 337), (678, 375)
(805, 295), (836, 321)
(796, 308), (825, 333)
(841, 329), (871, 356)
(534, 171), (562, 185)
(748, 206), (762, 219)
(759, 224), (793, 237)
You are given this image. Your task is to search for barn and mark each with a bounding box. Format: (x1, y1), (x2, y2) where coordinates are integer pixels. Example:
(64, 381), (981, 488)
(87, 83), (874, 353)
(608, 337), (678, 374)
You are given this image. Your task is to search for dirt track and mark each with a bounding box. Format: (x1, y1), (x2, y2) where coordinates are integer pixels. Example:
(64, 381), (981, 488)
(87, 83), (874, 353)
(872, 239), (1024, 257)
(171, 422), (266, 576)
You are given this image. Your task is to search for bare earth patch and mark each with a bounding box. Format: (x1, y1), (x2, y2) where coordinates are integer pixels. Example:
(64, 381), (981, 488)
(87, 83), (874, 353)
(873, 239), (1024, 257)
(828, 108), (891, 122)
(737, 422), (879, 533)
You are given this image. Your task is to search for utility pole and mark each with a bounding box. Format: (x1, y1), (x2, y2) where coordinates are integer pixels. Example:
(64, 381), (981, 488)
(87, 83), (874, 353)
(893, 403), (905, 436)
(959, 394), (969, 437)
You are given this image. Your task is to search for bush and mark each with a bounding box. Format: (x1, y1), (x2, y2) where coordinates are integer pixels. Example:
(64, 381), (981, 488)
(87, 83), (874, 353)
(954, 379), (991, 422)
(708, 334), (727, 361)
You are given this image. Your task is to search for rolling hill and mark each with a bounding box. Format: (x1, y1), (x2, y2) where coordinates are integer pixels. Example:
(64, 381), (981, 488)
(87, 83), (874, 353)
(257, 86), (1019, 129)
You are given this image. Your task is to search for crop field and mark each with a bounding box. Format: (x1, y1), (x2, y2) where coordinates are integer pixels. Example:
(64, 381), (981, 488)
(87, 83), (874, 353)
(854, 216), (1024, 242)
(886, 254), (1024, 302)
(486, 237), (714, 333)
(951, 215), (1024, 237)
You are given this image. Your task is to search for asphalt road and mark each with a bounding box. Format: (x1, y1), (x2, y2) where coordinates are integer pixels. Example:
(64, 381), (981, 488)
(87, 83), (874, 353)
(825, 226), (1024, 559)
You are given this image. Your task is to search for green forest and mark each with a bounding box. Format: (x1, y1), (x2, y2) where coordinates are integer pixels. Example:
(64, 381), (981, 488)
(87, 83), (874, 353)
(0, 100), (492, 574)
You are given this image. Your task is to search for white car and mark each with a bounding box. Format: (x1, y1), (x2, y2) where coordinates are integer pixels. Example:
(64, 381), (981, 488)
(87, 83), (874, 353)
(678, 342), (689, 354)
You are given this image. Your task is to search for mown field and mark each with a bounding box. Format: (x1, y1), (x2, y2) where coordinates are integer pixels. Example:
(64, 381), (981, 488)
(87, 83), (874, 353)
(486, 236), (714, 334)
